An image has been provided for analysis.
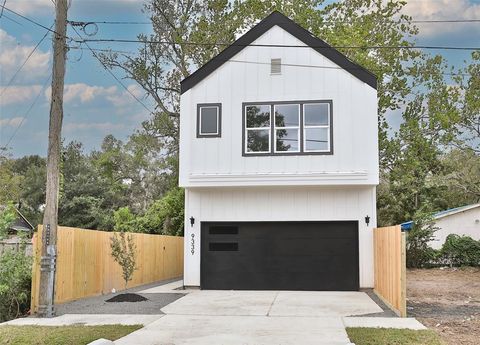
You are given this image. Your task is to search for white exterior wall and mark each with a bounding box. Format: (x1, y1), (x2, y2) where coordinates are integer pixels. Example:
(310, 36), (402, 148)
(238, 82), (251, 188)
(430, 207), (480, 249)
(184, 186), (377, 288)
(179, 25), (378, 188)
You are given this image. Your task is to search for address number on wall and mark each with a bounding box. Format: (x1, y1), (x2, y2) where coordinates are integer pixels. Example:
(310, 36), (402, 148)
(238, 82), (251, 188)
(190, 233), (195, 255)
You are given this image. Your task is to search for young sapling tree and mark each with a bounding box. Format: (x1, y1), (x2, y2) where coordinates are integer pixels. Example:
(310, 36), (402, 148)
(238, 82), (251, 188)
(110, 231), (138, 290)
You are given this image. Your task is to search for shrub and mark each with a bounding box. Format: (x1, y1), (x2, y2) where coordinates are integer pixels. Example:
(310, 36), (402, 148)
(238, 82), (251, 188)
(0, 246), (32, 322)
(440, 234), (480, 267)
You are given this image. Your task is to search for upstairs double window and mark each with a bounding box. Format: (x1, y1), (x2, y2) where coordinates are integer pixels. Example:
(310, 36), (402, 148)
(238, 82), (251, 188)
(243, 100), (332, 155)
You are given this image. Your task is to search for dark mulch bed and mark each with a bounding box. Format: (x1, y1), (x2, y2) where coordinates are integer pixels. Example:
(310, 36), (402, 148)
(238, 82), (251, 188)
(106, 293), (149, 303)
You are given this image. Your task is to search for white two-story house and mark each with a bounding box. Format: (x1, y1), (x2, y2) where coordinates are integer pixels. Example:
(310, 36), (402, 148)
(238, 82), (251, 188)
(179, 11), (378, 291)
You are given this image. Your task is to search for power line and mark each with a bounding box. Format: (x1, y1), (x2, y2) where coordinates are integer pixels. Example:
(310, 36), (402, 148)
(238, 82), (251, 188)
(1, 74), (52, 150)
(78, 38), (480, 51)
(69, 18), (480, 25)
(0, 23), (53, 97)
(2, 6), (75, 41)
(226, 59), (474, 77)
(0, 0), (7, 19)
(413, 19), (480, 23)
(2, 13), (23, 25)
(68, 46), (136, 55)
(4, 5), (479, 51)
(70, 25), (154, 114)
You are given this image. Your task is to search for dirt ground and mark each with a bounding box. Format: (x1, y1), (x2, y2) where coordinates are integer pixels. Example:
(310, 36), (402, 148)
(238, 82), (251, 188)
(407, 267), (480, 345)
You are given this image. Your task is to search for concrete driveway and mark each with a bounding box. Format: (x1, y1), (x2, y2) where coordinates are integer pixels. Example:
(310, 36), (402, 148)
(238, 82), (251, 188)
(115, 290), (383, 345)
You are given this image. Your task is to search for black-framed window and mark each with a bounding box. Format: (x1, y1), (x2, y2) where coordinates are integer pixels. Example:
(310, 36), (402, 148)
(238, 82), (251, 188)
(245, 104), (271, 153)
(243, 100), (333, 156)
(197, 103), (221, 137)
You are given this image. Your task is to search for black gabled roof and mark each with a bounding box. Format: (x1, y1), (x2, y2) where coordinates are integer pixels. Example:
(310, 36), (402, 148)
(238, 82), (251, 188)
(180, 11), (377, 94)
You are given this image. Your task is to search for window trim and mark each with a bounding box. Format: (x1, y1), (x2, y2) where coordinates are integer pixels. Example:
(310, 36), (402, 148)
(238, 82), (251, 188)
(303, 102), (331, 153)
(242, 100), (333, 156)
(244, 104), (272, 154)
(273, 104), (300, 153)
(197, 103), (222, 138)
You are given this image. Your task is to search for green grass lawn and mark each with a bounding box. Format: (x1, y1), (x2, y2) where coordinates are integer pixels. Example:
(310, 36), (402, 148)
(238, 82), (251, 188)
(346, 327), (444, 345)
(0, 325), (142, 345)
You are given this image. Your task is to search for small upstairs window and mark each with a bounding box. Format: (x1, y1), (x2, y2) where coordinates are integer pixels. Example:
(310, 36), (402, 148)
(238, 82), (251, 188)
(197, 103), (221, 138)
(271, 58), (281, 74)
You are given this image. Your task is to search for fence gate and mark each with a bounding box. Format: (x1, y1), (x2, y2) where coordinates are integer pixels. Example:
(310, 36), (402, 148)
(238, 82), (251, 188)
(373, 225), (406, 317)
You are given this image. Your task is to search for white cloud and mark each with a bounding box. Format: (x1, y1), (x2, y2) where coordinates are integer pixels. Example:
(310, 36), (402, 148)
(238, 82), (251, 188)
(63, 122), (126, 132)
(0, 117), (26, 127)
(44, 83), (146, 107)
(106, 84), (146, 106)
(0, 85), (42, 106)
(0, 29), (51, 83)
(6, 0), (54, 16)
(402, 0), (480, 37)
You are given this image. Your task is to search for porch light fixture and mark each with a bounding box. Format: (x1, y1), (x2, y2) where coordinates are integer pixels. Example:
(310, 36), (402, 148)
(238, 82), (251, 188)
(190, 216), (195, 227)
(365, 215), (370, 226)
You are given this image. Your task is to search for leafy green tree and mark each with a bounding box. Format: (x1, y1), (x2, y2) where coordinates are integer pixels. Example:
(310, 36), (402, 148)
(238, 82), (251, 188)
(59, 141), (120, 230)
(0, 202), (16, 240)
(454, 52), (480, 154)
(139, 187), (185, 236)
(0, 150), (23, 205)
(406, 208), (438, 268)
(12, 155), (46, 227)
(113, 207), (137, 232)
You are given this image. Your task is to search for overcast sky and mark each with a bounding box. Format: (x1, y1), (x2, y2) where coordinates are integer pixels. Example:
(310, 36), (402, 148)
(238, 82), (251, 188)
(1, 0), (479, 157)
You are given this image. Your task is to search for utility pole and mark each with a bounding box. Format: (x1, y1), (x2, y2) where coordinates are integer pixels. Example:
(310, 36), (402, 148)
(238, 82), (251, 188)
(38, 0), (68, 318)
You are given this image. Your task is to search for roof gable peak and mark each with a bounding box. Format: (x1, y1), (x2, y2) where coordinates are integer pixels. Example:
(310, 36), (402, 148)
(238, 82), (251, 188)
(181, 11), (377, 93)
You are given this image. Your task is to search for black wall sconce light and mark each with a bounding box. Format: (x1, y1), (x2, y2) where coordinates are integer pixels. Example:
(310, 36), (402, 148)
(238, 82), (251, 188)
(190, 216), (195, 227)
(365, 215), (370, 226)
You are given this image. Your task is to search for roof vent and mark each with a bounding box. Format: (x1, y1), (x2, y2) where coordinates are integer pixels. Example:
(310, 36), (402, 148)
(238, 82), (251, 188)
(271, 58), (281, 74)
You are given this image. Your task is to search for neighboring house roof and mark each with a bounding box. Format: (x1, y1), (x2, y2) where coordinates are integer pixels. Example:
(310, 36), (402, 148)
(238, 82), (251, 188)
(180, 11), (377, 94)
(401, 203), (480, 231)
(10, 208), (35, 232)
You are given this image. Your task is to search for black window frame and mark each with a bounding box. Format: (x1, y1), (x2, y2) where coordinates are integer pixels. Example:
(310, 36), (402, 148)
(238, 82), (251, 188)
(242, 100), (333, 156)
(197, 103), (222, 138)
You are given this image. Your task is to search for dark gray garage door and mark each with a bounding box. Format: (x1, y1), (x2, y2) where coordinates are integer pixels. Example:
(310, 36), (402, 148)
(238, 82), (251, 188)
(201, 221), (359, 291)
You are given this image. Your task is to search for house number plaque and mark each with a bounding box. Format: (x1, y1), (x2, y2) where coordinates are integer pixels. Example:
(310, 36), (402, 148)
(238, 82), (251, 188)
(190, 233), (195, 255)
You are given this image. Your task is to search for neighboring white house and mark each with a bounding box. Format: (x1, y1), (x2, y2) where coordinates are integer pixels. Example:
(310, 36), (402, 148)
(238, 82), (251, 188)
(402, 204), (480, 250)
(179, 11), (378, 290)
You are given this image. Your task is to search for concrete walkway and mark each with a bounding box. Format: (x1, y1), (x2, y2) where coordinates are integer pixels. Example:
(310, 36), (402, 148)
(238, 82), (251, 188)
(114, 290), (386, 345)
(1, 280), (426, 344)
(2, 314), (162, 326)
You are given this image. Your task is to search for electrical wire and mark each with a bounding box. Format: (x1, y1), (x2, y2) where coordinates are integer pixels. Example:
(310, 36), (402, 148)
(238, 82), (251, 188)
(0, 23), (53, 97)
(68, 18), (480, 25)
(1, 74), (52, 150)
(0, 0), (7, 19)
(70, 26), (154, 114)
(2, 6), (76, 41)
(77, 38), (480, 51)
(2, 13), (22, 25)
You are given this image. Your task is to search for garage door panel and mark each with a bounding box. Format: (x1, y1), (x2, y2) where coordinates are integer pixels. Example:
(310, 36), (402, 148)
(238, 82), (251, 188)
(201, 221), (359, 291)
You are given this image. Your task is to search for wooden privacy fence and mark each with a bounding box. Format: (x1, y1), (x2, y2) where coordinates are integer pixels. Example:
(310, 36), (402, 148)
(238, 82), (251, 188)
(31, 226), (184, 313)
(373, 225), (407, 317)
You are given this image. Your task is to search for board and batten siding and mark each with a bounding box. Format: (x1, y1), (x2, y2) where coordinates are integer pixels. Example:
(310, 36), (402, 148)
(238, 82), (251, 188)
(184, 186), (377, 288)
(179, 25), (378, 188)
